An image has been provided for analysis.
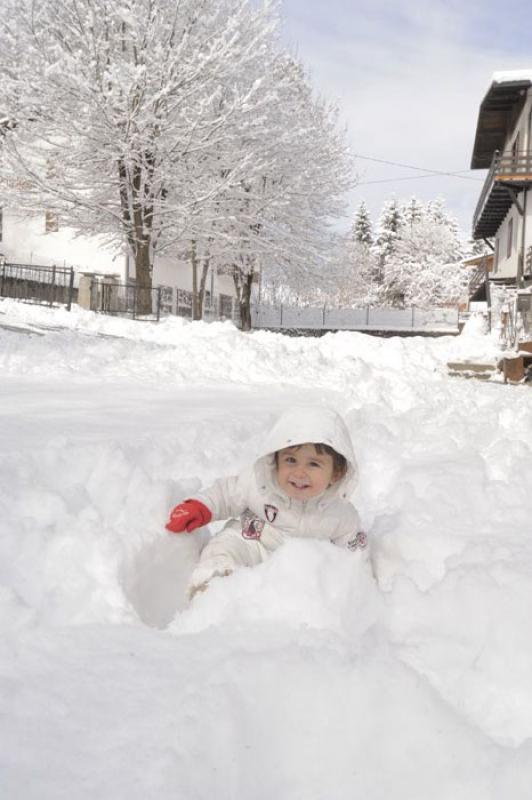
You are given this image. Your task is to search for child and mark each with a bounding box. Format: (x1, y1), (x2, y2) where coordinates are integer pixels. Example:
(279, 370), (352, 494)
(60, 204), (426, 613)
(166, 405), (367, 597)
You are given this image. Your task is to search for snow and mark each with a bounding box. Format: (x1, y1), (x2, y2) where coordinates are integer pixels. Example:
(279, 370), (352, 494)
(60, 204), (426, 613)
(492, 69), (532, 85)
(1, 298), (532, 798)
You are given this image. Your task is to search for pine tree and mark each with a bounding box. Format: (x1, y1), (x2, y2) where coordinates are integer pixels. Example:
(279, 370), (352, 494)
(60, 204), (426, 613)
(374, 198), (404, 281)
(403, 196), (424, 230)
(351, 201), (373, 246)
(383, 197), (467, 307)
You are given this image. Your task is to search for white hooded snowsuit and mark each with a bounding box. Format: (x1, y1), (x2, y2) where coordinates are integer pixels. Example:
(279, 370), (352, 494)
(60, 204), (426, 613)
(189, 406), (366, 589)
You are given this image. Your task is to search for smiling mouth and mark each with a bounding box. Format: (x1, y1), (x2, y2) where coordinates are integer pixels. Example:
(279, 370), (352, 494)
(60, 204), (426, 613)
(289, 481), (310, 490)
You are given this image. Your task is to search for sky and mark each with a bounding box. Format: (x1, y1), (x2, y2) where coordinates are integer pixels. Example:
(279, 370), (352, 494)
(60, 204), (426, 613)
(278, 0), (532, 236)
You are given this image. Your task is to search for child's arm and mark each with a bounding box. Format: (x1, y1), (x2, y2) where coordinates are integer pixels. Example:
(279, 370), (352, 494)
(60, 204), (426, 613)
(166, 474), (249, 533)
(330, 504), (369, 557)
(195, 474), (249, 521)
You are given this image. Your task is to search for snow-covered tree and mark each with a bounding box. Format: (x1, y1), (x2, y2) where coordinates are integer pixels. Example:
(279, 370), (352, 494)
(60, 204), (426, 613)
(403, 196), (424, 230)
(199, 54), (354, 328)
(329, 203), (378, 306)
(0, 0), (278, 312)
(374, 198), (404, 281)
(0, 1), (354, 325)
(337, 244), (378, 306)
(383, 198), (467, 307)
(466, 237), (493, 257)
(351, 201), (373, 246)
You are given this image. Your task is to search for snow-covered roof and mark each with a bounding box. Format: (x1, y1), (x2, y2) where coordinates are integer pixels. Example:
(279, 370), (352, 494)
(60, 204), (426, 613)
(492, 69), (532, 85)
(471, 72), (532, 169)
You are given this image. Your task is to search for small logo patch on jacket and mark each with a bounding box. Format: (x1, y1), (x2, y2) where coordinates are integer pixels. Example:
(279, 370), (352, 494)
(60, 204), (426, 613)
(347, 531), (367, 551)
(264, 504), (278, 523)
(241, 509), (265, 540)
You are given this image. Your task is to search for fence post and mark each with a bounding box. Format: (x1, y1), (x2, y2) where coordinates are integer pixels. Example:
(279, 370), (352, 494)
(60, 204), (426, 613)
(280, 304), (283, 327)
(411, 306), (415, 328)
(156, 286), (162, 322)
(323, 305), (326, 328)
(50, 265), (56, 307)
(0, 262), (5, 298)
(366, 306), (370, 325)
(67, 268), (75, 311)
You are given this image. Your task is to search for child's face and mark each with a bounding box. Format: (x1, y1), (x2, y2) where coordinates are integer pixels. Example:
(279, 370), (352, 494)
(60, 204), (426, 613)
(276, 443), (340, 500)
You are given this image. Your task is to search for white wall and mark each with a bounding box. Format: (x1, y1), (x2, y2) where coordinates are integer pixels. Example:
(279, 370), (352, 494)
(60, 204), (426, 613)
(0, 208), (124, 280)
(507, 92), (532, 156)
(492, 199), (532, 279)
(0, 207), (237, 298)
(152, 253), (236, 298)
(492, 89), (532, 281)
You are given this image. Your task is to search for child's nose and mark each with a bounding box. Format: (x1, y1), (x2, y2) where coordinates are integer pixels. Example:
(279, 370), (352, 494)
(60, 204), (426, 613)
(292, 464), (307, 476)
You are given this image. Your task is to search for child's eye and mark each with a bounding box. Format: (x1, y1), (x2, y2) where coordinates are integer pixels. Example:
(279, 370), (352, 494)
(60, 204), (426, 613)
(309, 461), (322, 468)
(283, 456), (297, 464)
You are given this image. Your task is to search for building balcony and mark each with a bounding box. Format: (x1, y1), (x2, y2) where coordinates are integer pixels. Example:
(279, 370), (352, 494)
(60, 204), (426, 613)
(473, 150), (532, 239)
(465, 253), (493, 301)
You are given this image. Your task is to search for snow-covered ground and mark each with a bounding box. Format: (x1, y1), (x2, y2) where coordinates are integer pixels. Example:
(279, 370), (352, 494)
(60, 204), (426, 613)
(1, 298), (532, 799)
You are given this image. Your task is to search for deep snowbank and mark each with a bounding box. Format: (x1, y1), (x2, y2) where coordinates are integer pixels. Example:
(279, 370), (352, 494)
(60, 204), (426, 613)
(1, 299), (532, 799)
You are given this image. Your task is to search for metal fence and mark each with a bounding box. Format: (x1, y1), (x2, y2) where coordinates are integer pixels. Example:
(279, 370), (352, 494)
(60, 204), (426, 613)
(0, 262), (75, 310)
(0, 264), (460, 335)
(157, 284), (241, 324)
(251, 304), (460, 332)
(87, 280), (242, 324)
(89, 281), (163, 320)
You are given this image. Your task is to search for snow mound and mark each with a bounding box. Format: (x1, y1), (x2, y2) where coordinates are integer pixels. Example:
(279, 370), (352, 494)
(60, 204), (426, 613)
(2, 300), (532, 798)
(173, 538), (381, 638)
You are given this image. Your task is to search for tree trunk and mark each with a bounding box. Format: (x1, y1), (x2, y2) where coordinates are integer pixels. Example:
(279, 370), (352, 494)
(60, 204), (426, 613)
(233, 270), (253, 332)
(118, 155), (154, 316)
(134, 241), (153, 315)
(198, 257), (211, 318)
(190, 239), (202, 320)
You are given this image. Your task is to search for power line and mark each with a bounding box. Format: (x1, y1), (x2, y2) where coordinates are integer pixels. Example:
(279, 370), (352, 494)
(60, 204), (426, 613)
(357, 172), (480, 186)
(353, 153), (484, 184)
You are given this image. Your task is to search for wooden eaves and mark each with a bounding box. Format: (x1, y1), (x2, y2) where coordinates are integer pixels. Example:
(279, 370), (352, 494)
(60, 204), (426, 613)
(470, 79), (531, 170)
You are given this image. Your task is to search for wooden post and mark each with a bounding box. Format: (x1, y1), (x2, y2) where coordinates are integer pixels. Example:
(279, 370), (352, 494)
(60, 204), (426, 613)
(503, 356), (524, 383)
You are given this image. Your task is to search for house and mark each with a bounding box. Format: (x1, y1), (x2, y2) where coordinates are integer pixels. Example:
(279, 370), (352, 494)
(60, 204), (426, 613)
(0, 205), (237, 316)
(470, 70), (532, 346)
(0, 206), (121, 275)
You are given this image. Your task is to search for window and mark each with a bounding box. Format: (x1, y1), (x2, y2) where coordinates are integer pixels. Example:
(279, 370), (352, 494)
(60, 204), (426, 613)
(507, 218), (513, 259)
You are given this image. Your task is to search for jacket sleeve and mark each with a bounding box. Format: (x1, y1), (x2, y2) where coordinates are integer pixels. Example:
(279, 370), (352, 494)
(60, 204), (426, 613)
(195, 472), (250, 521)
(330, 503), (369, 559)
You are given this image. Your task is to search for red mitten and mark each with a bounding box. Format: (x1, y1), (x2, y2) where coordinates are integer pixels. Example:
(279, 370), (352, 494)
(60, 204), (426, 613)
(166, 499), (212, 533)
